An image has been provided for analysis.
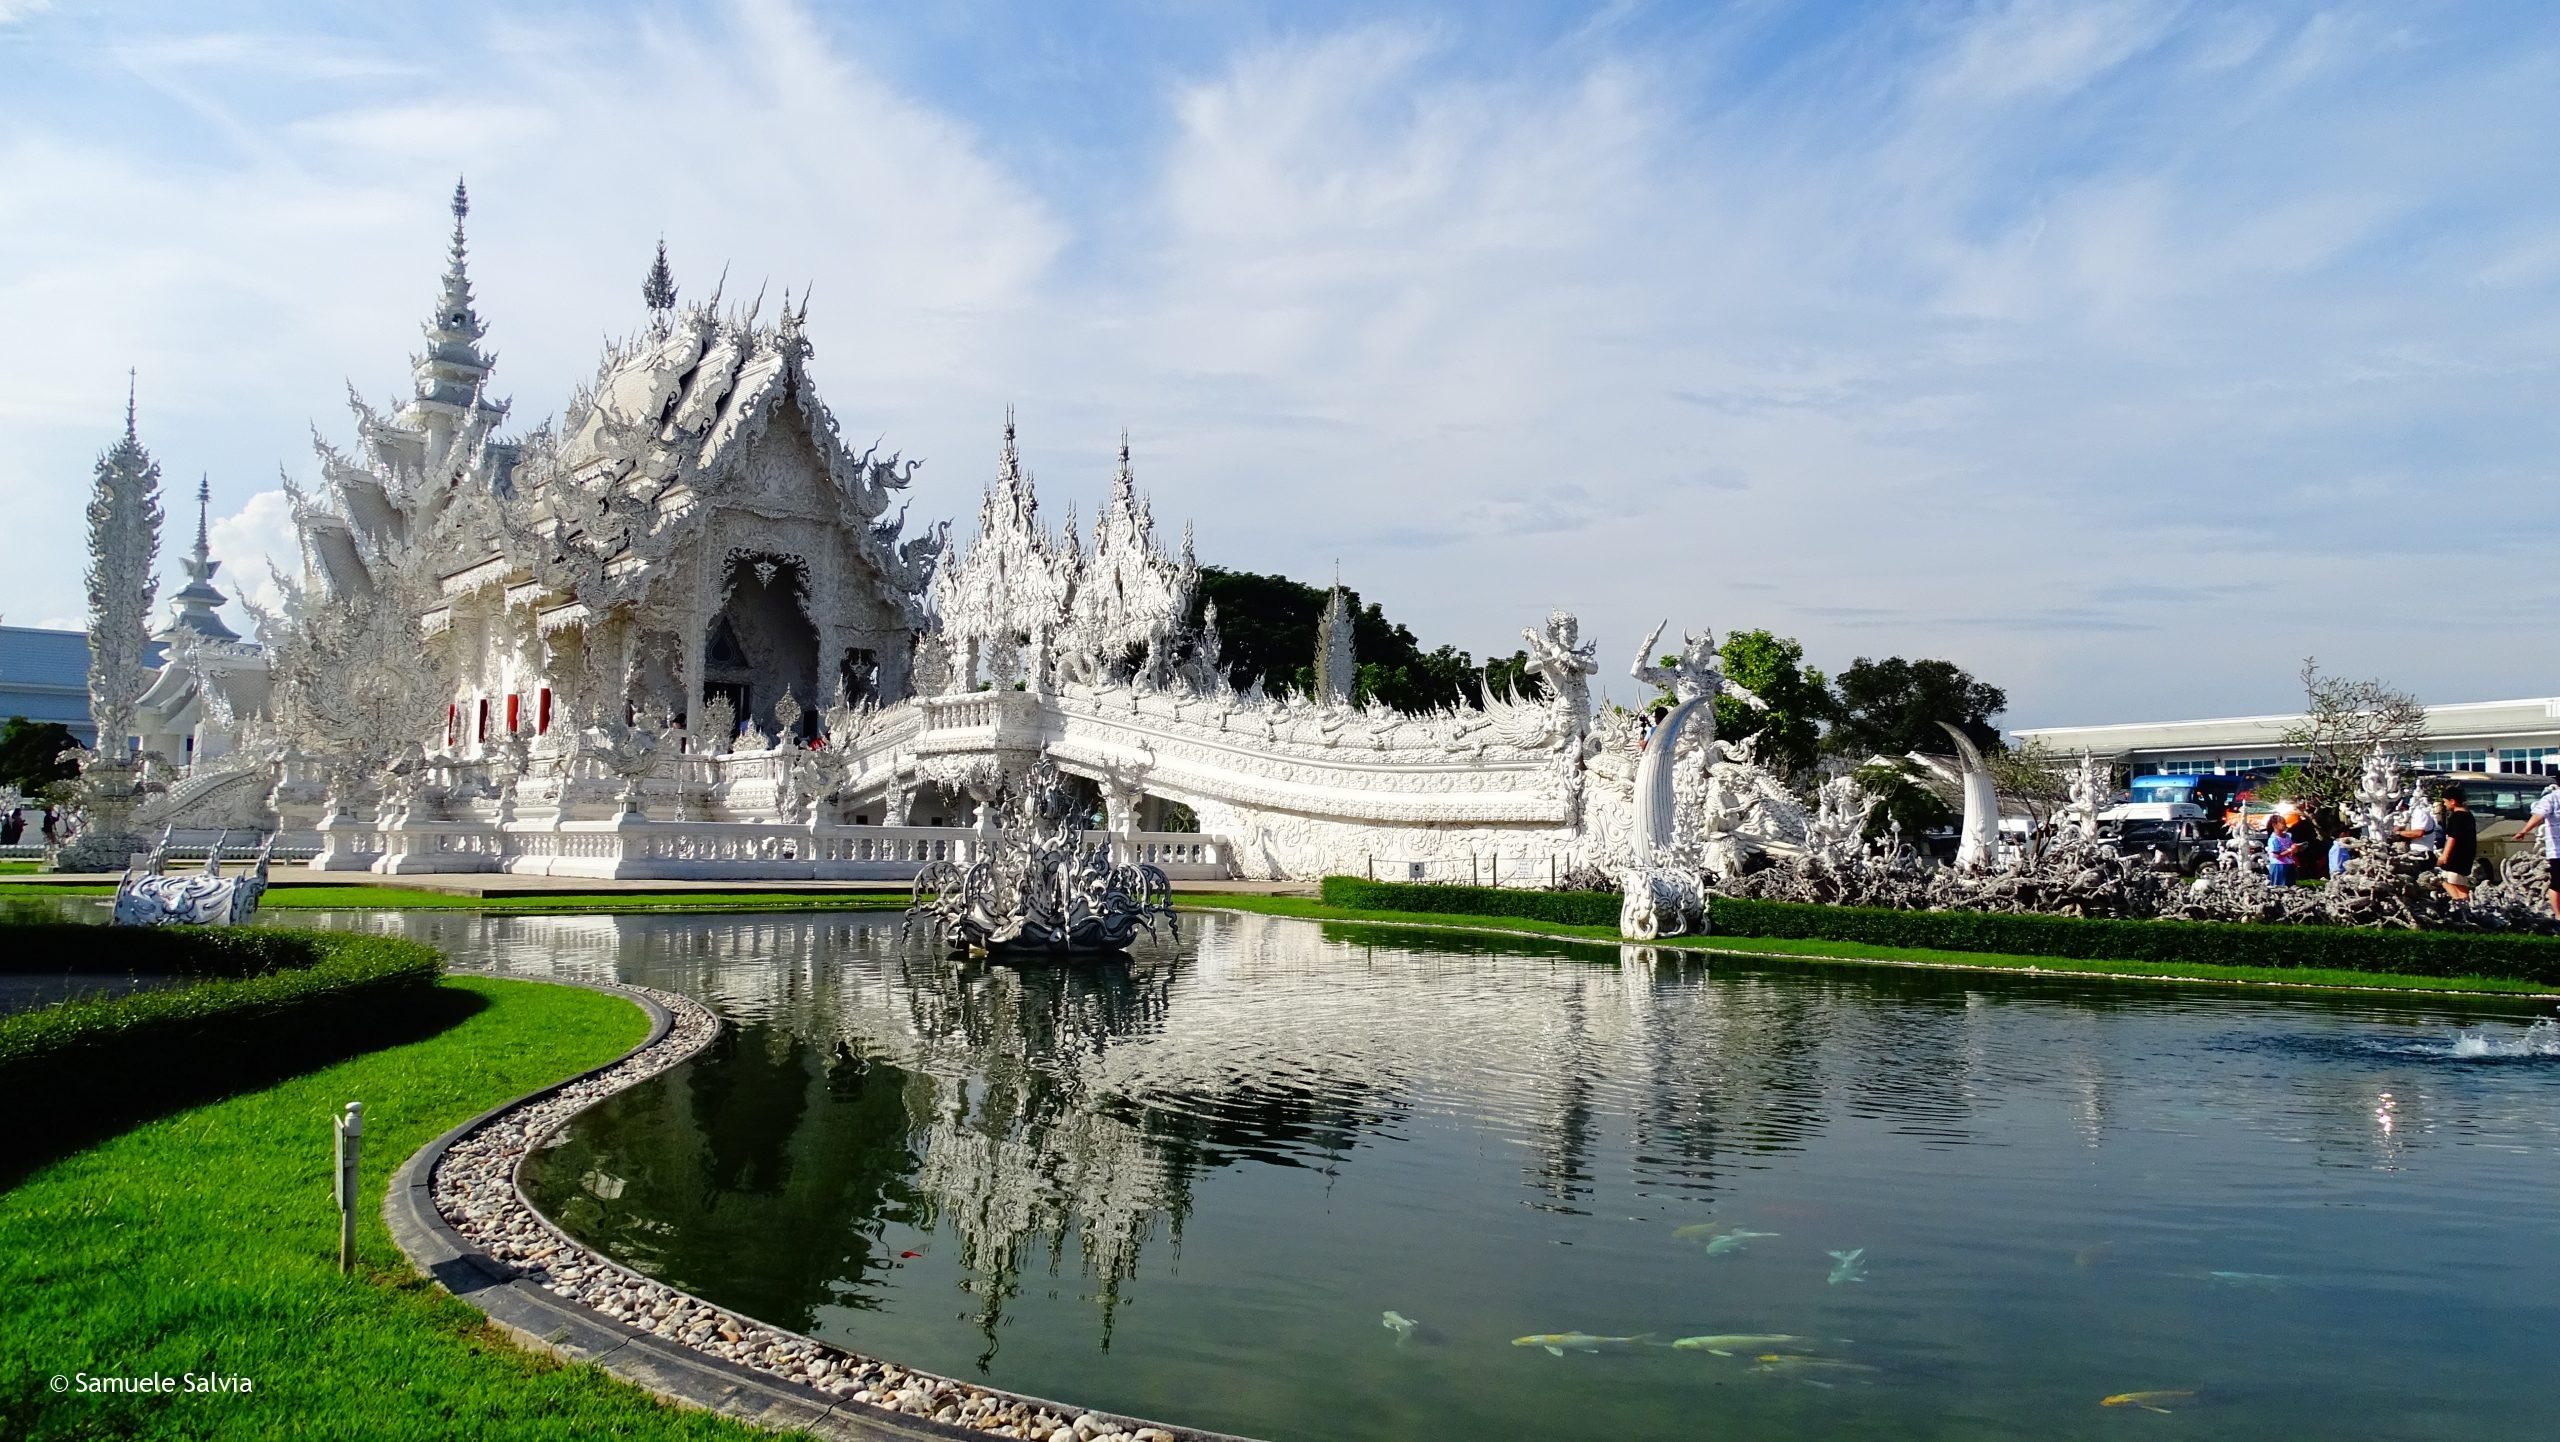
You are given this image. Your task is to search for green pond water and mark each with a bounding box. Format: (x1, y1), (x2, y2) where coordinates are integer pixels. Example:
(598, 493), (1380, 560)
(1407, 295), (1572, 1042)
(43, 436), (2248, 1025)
(314, 907), (2555, 1440)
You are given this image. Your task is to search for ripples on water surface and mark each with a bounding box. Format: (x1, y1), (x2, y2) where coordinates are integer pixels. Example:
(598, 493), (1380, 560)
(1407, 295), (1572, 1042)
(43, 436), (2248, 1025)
(310, 908), (2557, 1441)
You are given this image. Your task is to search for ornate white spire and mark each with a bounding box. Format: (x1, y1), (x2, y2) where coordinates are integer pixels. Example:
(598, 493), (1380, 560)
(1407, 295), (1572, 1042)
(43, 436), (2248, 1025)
(409, 177), (507, 447)
(928, 408), (1074, 689)
(161, 473), (239, 643)
(86, 376), (165, 751)
(641, 234), (678, 315)
(1314, 571), (1357, 705)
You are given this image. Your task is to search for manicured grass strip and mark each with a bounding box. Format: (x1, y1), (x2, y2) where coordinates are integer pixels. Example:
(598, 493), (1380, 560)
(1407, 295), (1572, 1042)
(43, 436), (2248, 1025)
(1180, 894), (2560, 998)
(1316, 877), (2560, 986)
(0, 975), (789, 1442)
(0, 860), (37, 874)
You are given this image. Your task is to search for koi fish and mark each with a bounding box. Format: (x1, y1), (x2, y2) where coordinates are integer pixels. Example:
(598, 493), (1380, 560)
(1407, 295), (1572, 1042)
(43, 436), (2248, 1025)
(1667, 1333), (1805, 1356)
(1670, 1222), (1729, 1241)
(1381, 1311), (1418, 1341)
(2074, 1241), (2116, 1269)
(2102, 1390), (2197, 1414)
(899, 1250), (923, 1259)
(1512, 1332), (1654, 1356)
(2207, 1270), (2282, 1288)
(1826, 1248), (1868, 1285)
(1703, 1230), (1778, 1256)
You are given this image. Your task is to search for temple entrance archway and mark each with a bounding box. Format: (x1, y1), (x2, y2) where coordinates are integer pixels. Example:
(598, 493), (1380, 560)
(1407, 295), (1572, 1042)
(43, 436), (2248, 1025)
(703, 553), (819, 742)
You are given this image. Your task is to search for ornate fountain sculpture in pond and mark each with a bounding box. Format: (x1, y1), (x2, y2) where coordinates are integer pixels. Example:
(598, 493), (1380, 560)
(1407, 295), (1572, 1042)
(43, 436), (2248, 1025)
(907, 755), (1179, 956)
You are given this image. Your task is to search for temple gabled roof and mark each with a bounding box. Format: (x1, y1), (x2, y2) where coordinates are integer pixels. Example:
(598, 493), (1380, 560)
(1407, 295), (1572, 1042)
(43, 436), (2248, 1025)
(539, 288), (909, 514)
(491, 280), (944, 619)
(291, 195), (944, 633)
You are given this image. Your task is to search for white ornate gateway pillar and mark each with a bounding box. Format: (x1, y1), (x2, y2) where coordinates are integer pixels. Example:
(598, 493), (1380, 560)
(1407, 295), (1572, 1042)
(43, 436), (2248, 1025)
(1101, 777), (1139, 866)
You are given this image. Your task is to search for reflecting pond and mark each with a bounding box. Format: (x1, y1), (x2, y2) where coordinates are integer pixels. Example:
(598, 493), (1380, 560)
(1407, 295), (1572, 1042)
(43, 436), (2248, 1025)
(314, 908), (2559, 1440)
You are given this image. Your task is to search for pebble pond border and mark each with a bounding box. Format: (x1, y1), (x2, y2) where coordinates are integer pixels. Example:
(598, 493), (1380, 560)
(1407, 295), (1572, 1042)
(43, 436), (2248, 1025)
(387, 973), (1257, 1442)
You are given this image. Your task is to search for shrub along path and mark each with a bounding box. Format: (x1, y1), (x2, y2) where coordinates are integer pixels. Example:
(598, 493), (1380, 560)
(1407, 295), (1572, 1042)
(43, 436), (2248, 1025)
(1180, 892), (2560, 1000)
(0, 975), (793, 1442)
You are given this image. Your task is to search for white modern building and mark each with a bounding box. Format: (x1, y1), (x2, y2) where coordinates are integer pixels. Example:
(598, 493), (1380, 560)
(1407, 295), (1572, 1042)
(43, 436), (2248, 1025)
(2015, 698), (2560, 777)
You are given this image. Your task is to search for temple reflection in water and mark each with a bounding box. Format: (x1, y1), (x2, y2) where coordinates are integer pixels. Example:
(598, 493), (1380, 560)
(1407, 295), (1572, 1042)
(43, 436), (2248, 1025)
(329, 906), (2503, 1369)
(242, 905), (2560, 1442)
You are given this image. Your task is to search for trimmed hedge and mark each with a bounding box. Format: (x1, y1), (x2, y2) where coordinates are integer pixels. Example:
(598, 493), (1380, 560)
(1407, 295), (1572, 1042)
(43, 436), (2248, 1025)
(1316, 876), (2560, 984)
(1, 924), (445, 1178)
(0, 919), (356, 979)
(1320, 876), (1620, 928)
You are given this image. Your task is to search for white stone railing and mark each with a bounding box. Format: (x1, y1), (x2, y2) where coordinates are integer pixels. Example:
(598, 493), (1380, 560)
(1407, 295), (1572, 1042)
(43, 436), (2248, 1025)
(353, 816), (1232, 882)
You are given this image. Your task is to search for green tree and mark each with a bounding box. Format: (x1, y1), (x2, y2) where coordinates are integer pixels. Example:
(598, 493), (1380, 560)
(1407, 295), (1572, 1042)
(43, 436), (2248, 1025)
(0, 716), (80, 794)
(1193, 567), (1328, 696)
(1854, 758), (1957, 841)
(1190, 566), (1489, 712)
(1712, 629), (1830, 778)
(1825, 656), (2006, 760)
(1986, 737), (2075, 829)
(1481, 648), (1543, 702)
(2273, 658), (2426, 821)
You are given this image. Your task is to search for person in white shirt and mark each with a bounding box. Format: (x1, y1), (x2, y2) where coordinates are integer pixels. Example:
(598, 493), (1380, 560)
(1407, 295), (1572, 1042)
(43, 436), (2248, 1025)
(2510, 783), (2560, 916)
(2394, 796), (2443, 858)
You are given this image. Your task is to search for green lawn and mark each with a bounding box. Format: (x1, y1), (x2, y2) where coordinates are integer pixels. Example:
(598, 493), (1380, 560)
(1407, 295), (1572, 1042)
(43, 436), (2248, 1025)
(0, 860), (39, 875)
(1178, 894), (2560, 998)
(0, 976), (794, 1441)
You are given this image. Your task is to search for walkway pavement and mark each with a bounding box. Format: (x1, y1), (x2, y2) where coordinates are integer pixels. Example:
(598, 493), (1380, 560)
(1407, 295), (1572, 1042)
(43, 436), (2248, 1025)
(6, 867), (1318, 899)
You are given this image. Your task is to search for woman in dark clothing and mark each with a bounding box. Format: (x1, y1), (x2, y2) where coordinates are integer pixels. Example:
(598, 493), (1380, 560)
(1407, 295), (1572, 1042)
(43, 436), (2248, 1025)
(2287, 810), (2324, 881)
(2436, 785), (2479, 901)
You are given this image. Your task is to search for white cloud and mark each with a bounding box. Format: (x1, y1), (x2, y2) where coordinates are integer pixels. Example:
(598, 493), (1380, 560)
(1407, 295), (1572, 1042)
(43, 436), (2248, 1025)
(1924, 0), (2180, 104)
(3, 2), (2557, 727)
(206, 489), (299, 634)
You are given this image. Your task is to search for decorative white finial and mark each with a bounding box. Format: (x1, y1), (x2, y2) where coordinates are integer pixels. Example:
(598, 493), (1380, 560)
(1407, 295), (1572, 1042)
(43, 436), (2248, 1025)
(641, 235), (677, 312)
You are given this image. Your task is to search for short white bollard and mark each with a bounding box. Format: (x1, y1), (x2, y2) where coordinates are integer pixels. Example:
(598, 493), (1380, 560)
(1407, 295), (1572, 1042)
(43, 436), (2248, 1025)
(332, 1102), (362, 1275)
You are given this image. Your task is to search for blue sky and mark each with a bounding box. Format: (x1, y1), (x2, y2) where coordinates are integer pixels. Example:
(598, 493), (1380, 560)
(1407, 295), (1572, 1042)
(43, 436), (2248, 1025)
(2, 0), (2555, 725)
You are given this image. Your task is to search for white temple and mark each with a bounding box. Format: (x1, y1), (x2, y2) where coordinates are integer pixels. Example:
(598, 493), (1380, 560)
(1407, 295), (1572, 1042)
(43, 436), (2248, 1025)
(106, 184), (1803, 886)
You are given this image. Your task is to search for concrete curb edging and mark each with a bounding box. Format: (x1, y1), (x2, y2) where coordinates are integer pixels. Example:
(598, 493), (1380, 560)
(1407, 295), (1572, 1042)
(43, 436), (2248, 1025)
(385, 972), (1260, 1442)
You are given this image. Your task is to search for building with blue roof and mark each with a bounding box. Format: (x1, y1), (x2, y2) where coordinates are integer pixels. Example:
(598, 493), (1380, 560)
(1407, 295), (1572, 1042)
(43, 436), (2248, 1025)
(0, 625), (95, 745)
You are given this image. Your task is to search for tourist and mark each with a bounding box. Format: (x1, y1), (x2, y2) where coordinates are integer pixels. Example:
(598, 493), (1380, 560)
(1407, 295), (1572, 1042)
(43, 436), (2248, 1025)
(0, 807), (19, 846)
(2267, 822), (2298, 887)
(2432, 785), (2478, 902)
(2513, 783), (2560, 915)
(2327, 831), (2354, 879)
(40, 807), (57, 842)
(2395, 797), (2443, 861)
(2285, 806), (2322, 880)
